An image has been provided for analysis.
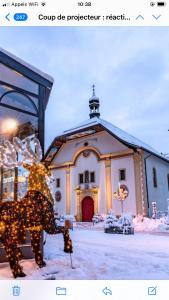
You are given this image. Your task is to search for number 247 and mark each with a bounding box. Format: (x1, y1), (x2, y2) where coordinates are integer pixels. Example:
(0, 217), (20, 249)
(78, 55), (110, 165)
(78, 2), (92, 6)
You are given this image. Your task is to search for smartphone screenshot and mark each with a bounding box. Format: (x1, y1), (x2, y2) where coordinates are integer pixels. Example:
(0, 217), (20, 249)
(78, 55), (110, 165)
(0, 0), (169, 299)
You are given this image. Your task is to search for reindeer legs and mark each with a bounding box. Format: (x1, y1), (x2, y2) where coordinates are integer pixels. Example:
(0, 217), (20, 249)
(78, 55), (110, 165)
(55, 226), (73, 253)
(30, 230), (46, 268)
(63, 229), (73, 253)
(4, 242), (26, 278)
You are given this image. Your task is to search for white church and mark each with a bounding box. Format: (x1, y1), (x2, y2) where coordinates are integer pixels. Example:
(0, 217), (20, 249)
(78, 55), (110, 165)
(45, 86), (169, 221)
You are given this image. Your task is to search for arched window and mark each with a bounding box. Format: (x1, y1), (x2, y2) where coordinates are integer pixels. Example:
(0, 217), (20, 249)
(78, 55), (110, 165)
(0, 90), (38, 114)
(153, 167), (157, 188)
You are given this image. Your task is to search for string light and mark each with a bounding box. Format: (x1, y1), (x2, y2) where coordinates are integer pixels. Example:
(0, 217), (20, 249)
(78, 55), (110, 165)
(113, 184), (129, 214)
(23, 163), (54, 205)
(0, 137), (73, 278)
(0, 190), (73, 278)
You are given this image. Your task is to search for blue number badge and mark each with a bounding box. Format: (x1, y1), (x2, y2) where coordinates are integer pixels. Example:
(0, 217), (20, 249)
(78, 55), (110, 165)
(14, 13), (28, 21)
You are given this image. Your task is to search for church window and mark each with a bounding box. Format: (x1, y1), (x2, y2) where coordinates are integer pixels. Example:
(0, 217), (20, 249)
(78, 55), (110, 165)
(56, 178), (60, 188)
(119, 169), (126, 181)
(79, 173), (84, 184)
(90, 172), (95, 183)
(167, 174), (169, 191)
(153, 168), (157, 188)
(84, 171), (89, 183)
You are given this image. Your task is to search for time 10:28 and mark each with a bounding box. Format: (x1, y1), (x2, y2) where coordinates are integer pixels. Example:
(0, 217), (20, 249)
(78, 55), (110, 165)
(78, 2), (92, 6)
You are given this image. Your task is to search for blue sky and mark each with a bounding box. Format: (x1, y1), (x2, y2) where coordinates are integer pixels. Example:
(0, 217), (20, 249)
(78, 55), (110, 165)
(1, 27), (169, 153)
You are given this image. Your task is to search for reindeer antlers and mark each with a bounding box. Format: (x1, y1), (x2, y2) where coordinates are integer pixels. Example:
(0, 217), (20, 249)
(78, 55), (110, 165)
(0, 141), (18, 169)
(0, 136), (43, 169)
(34, 137), (42, 162)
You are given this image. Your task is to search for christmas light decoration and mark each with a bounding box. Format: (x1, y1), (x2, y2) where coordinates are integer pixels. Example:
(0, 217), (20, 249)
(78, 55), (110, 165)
(0, 137), (73, 278)
(0, 136), (42, 169)
(113, 183), (129, 214)
(23, 162), (54, 205)
(0, 190), (73, 278)
(152, 201), (157, 219)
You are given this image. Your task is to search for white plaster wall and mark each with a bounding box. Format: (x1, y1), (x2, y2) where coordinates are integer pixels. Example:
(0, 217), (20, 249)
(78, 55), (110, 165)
(53, 131), (127, 165)
(72, 152), (99, 186)
(111, 157), (137, 215)
(70, 152), (107, 215)
(50, 130), (137, 216)
(145, 154), (169, 215)
(51, 169), (66, 215)
(51, 153), (137, 216)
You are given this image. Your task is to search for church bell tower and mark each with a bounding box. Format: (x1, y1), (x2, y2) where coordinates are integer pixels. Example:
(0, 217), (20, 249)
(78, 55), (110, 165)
(89, 85), (100, 119)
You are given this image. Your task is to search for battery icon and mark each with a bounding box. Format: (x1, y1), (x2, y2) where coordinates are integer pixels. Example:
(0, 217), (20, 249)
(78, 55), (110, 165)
(157, 2), (166, 6)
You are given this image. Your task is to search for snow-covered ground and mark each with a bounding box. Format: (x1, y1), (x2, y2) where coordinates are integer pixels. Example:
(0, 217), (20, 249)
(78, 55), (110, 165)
(133, 216), (169, 232)
(0, 227), (169, 280)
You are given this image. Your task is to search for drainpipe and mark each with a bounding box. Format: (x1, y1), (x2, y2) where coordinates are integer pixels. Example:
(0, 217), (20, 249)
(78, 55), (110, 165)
(144, 153), (152, 215)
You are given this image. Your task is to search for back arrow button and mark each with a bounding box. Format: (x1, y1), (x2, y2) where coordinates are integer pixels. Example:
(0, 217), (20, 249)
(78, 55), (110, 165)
(102, 287), (112, 296)
(5, 13), (10, 21)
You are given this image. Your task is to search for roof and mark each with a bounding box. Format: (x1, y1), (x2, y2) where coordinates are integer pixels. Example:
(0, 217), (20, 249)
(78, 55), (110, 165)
(0, 48), (54, 109)
(45, 116), (169, 163)
(0, 48), (54, 84)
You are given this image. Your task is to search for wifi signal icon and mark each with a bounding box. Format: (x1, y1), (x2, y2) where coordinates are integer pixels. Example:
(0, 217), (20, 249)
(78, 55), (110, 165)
(41, 2), (46, 6)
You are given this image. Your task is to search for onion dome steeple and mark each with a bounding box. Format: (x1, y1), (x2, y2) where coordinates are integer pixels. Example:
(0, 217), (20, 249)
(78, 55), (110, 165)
(89, 85), (100, 119)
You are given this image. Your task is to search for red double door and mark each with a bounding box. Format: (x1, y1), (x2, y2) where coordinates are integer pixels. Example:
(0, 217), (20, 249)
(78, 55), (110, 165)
(82, 196), (94, 222)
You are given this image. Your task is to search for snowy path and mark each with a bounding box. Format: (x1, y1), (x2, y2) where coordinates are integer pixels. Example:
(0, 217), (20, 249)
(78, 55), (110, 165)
(0, 229), (169, 279)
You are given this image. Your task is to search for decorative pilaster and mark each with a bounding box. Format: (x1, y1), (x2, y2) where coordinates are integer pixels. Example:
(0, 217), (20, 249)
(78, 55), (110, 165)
(140, 154), (148, 216)
(76, 187), (81, 221)
(65, 166), (71, 214)
(133, 152), (148, 216)
(133, 153), (143, 215)
(93, 186), (99, 214)
(105, 158), (112, 213)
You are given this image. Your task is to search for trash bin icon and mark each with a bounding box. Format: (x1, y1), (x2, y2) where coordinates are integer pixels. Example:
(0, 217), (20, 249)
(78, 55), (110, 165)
(12, 286), (21, 296)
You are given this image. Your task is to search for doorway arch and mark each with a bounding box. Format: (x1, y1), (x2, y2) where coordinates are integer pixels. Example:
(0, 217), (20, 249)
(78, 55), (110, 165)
(82, 196), (94, 222)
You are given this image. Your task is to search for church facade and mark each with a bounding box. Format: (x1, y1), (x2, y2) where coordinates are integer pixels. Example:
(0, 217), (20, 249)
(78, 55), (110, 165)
(45, 87), (169, 220)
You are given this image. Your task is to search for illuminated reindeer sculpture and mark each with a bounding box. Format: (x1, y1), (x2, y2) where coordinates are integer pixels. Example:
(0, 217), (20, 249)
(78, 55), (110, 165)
(0, 137), (73, 278)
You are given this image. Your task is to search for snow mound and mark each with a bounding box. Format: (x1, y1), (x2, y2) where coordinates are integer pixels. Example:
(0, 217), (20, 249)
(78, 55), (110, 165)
(133, 215), (169, 232)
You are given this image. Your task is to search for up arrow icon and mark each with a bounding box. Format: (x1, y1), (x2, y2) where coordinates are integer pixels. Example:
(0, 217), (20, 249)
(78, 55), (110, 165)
(136, 15), (144, 20)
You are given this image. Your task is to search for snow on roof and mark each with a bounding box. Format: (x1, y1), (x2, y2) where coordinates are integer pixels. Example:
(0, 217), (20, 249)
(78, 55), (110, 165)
(62, 117), (167, 160)
(0, 47), (54, 83)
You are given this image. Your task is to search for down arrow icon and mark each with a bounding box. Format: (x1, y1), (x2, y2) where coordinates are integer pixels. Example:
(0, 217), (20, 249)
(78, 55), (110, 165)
(152, 14), (161, 19)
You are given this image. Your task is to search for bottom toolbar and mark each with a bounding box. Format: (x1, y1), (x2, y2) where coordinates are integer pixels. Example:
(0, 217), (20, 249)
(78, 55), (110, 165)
(0, 280), (168, 300)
